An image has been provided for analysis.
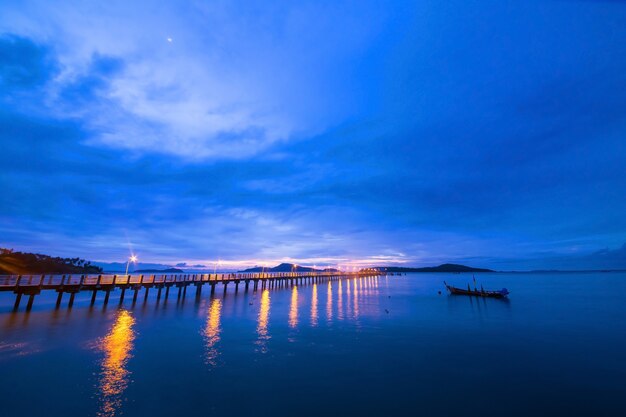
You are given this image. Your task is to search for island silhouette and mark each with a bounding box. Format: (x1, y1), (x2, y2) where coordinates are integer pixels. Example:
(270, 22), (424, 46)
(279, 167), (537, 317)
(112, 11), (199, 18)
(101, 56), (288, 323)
(0, 248), (103, 274)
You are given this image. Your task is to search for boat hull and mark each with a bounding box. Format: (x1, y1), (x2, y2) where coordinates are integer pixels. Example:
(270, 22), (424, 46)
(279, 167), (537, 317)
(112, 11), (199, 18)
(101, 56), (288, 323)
(444, 283), (509, 298)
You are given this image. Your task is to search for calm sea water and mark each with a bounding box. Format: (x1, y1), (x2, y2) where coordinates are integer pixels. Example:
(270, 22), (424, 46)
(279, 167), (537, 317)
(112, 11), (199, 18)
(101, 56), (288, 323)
(1, 272), (625, 417)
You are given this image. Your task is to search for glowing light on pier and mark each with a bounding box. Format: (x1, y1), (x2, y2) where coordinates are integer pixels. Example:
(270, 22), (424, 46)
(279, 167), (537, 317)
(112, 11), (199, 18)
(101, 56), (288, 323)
(124, 255), (138, 276)
(289, 285), (299, 328)
(97, 309), (136, 417)
(203, 298), (222, 366)
(256, 289), (271, 353)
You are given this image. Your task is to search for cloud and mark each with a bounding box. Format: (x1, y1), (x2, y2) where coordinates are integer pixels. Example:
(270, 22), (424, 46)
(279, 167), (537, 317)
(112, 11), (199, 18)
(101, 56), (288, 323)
(1, 1), (625, 270)
(474, 243), (626, 271)
(0, 0), (386, 160)
(0, 35), (57, 91)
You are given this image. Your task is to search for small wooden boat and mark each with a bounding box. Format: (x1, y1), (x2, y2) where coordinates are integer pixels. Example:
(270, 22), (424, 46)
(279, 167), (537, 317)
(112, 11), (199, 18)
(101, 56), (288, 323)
(444, 281), (509, 298)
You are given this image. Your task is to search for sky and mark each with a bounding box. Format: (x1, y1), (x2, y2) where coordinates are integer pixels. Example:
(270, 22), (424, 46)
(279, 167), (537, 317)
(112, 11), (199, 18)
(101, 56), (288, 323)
(1, 0), (625, 270)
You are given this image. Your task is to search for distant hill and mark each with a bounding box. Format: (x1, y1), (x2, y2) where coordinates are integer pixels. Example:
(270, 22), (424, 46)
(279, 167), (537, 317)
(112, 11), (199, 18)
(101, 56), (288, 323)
(240, 262), (490, 273)
(240, 263), (338, 273)
(0, 248), (103, 274)
(373, 263), (493, 273)
(94, 261), (179, 273)
(134, 267), (184, 273)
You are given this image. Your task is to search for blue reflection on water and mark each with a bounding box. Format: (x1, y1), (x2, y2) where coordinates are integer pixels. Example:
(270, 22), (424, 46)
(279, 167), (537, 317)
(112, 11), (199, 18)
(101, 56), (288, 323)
(1, 272), (626, 417)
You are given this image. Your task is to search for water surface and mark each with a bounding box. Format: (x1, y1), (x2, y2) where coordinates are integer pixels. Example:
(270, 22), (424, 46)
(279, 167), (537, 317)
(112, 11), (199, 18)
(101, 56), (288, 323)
(1, 272), (625, 416)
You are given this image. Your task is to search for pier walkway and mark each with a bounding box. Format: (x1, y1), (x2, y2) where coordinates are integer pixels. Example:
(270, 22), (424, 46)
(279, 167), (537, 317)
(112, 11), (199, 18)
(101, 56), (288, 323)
(0, 270), (384, 311)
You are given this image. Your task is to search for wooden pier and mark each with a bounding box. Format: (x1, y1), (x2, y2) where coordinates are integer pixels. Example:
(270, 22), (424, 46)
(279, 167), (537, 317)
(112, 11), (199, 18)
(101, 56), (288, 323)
(0, 270), (385, 311)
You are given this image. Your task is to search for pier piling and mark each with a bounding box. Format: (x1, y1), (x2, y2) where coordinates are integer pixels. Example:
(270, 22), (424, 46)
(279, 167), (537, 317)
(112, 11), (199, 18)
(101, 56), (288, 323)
(26, 294), (35, 311)
(13, 293), (22, 311)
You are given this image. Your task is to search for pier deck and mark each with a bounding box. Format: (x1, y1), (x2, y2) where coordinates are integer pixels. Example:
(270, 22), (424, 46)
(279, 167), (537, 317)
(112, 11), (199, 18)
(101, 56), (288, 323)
(0, 270), (384, 311)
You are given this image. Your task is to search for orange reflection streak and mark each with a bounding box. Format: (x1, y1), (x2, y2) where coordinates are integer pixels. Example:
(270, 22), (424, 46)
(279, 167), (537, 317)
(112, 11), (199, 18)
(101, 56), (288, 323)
(326, 281), (333, 322)
(353, 278), (359, 319)
(289, 286), (299, 328)
(96, 309), (136, 417)
(311, 283), (318, 327)
(203, 298), (222, 366)
(256, 289), (271, 353)
(345, 277), (351, 316)
(337, 280), (343, 320)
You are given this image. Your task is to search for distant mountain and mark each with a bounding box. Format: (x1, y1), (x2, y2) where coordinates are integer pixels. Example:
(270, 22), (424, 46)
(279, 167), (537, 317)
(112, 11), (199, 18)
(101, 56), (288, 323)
(240, 263), (338, 273)
(240, 262), (490, 273)
(373, 263), (493, 273)
(0, 248), (103, 274)
(134, 267), (184, 273)
(93, 261), (178, 273)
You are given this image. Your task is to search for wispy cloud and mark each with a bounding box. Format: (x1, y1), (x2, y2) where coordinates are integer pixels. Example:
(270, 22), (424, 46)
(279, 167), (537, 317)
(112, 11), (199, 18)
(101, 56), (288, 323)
(1, 0), (385, 159)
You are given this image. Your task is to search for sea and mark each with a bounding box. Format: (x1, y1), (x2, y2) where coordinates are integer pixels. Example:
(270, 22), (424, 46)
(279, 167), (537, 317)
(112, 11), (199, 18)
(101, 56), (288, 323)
(1, 272), (625, 417)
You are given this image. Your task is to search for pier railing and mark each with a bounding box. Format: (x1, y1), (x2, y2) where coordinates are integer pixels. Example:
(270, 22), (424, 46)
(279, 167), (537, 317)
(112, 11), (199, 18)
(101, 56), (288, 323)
(0, 270), (385, 311)
(0, 270), (376, 289)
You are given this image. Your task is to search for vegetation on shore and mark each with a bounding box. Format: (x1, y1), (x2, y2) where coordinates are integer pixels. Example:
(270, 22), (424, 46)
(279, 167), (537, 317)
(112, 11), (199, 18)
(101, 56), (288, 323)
(0, 248), (103, 274)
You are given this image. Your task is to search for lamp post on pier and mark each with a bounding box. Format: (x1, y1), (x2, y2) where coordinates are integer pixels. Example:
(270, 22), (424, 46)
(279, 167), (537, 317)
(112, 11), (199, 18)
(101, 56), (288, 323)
(125, 255), (138, 276)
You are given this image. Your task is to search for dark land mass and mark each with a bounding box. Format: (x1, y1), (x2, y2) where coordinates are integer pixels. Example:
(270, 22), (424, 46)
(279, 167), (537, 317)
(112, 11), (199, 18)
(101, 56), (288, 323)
(240, 263), (339, 273)
(0, 248), (103, 274)
(373, 263), (493, 273)
(134, 268), (184, 273)
(241, 262), (491, 273)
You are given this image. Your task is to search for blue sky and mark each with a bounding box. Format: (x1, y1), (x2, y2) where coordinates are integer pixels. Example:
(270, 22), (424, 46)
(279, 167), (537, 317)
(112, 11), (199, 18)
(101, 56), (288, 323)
(1, 0), (625, 270)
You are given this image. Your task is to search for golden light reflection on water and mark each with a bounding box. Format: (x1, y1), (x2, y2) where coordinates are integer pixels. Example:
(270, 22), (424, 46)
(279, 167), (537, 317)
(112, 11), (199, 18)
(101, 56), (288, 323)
(326, 282), (332, 322)
(203, 298), (222, 366)
(337, 280), (343, 320)
(97, 309), (136, 417)
(353, 278), (359, 319)
(311, 283), (318, 327)
(289, 286), (298, 328)
(256, 289), (271, 353)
